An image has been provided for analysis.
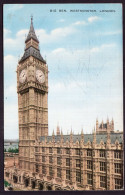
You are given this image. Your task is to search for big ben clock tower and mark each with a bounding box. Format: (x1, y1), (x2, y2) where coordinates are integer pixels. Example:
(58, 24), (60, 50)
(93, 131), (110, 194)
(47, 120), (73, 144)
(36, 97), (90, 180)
(17, 17), (48, 171)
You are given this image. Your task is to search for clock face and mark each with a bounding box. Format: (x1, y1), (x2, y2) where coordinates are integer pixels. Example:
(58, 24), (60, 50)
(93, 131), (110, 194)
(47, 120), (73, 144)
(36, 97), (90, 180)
(19, 69), (27, 83)
(36, 70), (45, 83)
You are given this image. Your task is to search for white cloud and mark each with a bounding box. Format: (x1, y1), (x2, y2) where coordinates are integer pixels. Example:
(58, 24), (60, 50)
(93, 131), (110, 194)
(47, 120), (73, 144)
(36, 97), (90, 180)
(90, 43), (116, 53)
(73, 20), (86, 26)
(4, 55), (18, 71)
(36, 26), (76, 44)
(16, 29), (29, 37)
(51, 27), (73, 37)
(49, 43), (116, 66)
(37, 25), (76, 43)
(4, 29), (28, 52)
(4, 25), (76, 53)
(88, 16), (101, 23)
(72, 16), (101, 26)
(52, 48), (65, 54)
(4, 28), (11, 38)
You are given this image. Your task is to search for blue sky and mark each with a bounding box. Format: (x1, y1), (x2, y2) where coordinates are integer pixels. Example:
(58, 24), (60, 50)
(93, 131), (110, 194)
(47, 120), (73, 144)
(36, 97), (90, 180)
(4, 4), (123, 139)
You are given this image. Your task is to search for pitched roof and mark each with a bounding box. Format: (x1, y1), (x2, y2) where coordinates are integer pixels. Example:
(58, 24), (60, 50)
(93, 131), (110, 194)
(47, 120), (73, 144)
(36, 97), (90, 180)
(40, 133), (123, 144)
(19, 46), (46, 63)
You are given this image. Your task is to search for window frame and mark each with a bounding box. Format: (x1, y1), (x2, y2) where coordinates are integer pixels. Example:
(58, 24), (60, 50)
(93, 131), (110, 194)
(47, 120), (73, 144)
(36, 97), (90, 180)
(100, 150), (106, 158)
(100, 176), (106, 188)
(42, 156), (45, 163)
(100, 162), (106, 172)
(76, 159), (80, 168)
(36, 164), (39, 173)
(115, 178), (123, 189)
(87, 149), (92, 157)
(42, 165), (46, 174)
(49, 147), (53, 153)
(49, 156), (53, 164)
(114, 151), (121, 159)
(66, 169), (70, 180)
(49, 166), (53, 176)
(57, 157), (61, 165)
(87, 173), (93, 185)
(114, 163), (122, 174)
(66, 158), (70, 166)
(57, 148), (61, 154)
(87, 160), (92, 170)
(76, 170), (81, 183)
(76, 149), (80, 155)
(57, 168), (61, 178)
(66, 148), (70, 154)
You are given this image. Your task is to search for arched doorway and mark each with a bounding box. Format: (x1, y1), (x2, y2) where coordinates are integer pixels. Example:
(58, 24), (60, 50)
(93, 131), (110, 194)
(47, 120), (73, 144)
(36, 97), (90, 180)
(24, 179), (29, 187)
(13, 175), (18, 183)
(47, 185), (52, 191)
(39, 183), (44, 190)
(32, 181), (36, 189)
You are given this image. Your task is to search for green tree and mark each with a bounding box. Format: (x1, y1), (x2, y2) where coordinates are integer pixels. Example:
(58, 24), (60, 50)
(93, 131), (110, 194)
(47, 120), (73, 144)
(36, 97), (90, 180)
(8, 148), (19, 153)
(4, 180), (11, 187)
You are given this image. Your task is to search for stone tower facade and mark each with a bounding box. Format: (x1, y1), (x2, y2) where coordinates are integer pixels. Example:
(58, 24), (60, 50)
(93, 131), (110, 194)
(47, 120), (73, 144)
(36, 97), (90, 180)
(96, 118), (114, 134)
(17, 17), (48, 172)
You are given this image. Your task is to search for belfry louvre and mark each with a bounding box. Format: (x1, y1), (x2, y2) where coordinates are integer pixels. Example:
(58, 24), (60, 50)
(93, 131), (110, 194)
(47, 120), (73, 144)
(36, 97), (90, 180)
(4, 18), (123, 191)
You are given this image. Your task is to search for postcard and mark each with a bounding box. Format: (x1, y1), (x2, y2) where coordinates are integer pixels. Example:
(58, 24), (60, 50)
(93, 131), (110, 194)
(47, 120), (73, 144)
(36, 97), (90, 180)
(3, 3), (123, 191)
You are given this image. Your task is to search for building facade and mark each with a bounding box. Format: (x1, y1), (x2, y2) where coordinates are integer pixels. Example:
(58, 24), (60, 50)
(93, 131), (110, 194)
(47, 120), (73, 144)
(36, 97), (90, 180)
(4, 18), (124, 191)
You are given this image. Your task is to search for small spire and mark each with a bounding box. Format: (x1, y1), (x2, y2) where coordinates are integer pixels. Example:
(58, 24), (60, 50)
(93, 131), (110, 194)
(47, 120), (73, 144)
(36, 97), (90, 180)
(70, 126), (73, 135)
(56, 124), (60, 135)
(31, 14), (33, 23)
(101, 119), (103, 129)
(81, 128), (83, 135)
(81, 128), (84, 142)
(52, 129), (55, 136)
(70, 128), (73, 143)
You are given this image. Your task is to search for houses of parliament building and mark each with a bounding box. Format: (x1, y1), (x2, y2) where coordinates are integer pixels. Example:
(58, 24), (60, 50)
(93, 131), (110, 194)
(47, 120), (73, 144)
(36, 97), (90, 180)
(4, 18), (123, 191)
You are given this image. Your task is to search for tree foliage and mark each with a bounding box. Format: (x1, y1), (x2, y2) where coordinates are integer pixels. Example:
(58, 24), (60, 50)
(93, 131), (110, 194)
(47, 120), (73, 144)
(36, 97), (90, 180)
(4, 180), (11, 187)
(7, 148), (19, 153)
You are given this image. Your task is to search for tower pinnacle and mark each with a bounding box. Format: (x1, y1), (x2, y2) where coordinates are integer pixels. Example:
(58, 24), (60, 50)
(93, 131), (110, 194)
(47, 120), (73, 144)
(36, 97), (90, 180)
(25, 16), (39, 43)
(19, 17), (46, 63)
